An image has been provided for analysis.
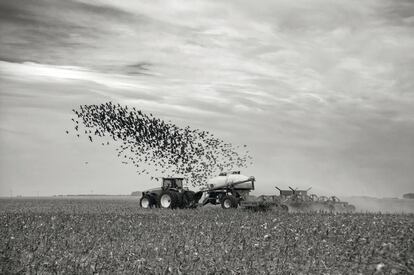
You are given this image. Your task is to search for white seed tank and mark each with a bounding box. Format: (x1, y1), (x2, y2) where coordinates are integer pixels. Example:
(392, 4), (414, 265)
(207, 171), (254, 190)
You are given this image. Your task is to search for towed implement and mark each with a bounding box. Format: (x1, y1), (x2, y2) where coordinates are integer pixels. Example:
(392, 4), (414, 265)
(240, 187), (356, 213)
(198, 171), (255, 209)
(320, 196), (356, 213)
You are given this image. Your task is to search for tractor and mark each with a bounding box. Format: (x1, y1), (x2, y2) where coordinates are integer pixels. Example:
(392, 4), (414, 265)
(140, 177), (200, 209)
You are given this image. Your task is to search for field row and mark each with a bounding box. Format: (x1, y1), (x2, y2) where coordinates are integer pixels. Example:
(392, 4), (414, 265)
(1, 198), (413, 274)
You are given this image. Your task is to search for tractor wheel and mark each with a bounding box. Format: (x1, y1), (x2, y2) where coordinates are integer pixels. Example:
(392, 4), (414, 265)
(159, 191), (178, 209)
(140, 195), (153, 209)
(221, 195), (238, 209)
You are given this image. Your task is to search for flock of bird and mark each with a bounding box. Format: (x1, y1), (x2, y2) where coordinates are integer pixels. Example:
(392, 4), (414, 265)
(68, 102), (252, 187)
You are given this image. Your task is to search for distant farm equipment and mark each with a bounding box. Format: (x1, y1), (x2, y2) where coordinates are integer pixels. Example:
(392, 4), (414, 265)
(139, 172), (355, 212)
(242, 187), (356, 213)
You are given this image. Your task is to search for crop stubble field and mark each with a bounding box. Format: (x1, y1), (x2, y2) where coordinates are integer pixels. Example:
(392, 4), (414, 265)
(0, 197), (413, 274)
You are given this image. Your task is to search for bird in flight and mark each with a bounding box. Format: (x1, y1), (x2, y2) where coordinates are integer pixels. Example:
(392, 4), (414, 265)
(69, 102), (253, 186)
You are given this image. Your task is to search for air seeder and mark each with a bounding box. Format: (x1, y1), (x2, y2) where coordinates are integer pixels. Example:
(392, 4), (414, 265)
(139, 171), (355, 212)
(198, 171), (255, 209)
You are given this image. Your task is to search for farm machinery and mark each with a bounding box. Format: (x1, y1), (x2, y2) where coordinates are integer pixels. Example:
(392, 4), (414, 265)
(139, 171), (355, 212)
(140, 177), (201, 209)
(239, 186), (314, 212)
(317, 195), (356, 213)
(198, 171), (255, 209)
(265, 188), (355, 213)
(242, 187), (356, 213)
(140, 171), (255, 209)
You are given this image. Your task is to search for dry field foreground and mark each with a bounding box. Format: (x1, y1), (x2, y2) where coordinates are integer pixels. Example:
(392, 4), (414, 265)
(0, 197), (413, 274)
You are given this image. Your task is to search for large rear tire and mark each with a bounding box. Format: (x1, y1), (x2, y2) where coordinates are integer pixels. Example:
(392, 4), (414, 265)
(159, 191), (178, 209)
(221, 195), (238, 209)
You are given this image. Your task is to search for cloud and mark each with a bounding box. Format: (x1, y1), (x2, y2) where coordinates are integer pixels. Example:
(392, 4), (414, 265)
(0, 61), (147, 90)
(1, 0), (414, 196)
(0, 0), (139, 67)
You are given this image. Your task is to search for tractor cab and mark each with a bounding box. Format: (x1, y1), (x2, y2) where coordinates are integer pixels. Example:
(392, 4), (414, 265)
(162, 177), (184, 190)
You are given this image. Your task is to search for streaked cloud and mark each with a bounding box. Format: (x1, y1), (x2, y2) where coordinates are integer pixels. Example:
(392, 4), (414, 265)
(0, 0), (413, 197)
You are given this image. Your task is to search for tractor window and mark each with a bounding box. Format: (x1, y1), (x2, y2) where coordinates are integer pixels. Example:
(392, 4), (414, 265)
(175, 179), (183, 188)
(163, 179), (172, 189)
(219, 172), (227, 176)
(232, 171), (240, 174)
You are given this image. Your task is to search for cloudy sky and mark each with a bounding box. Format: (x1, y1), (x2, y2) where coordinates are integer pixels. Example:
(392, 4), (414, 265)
(0, 0), (413, 197)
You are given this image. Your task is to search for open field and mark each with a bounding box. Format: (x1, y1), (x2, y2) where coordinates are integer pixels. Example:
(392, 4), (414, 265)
(1, 197), (413, 274)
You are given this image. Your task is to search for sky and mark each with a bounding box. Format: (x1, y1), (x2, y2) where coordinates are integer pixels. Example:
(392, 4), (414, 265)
(0, 0), (414, 197)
